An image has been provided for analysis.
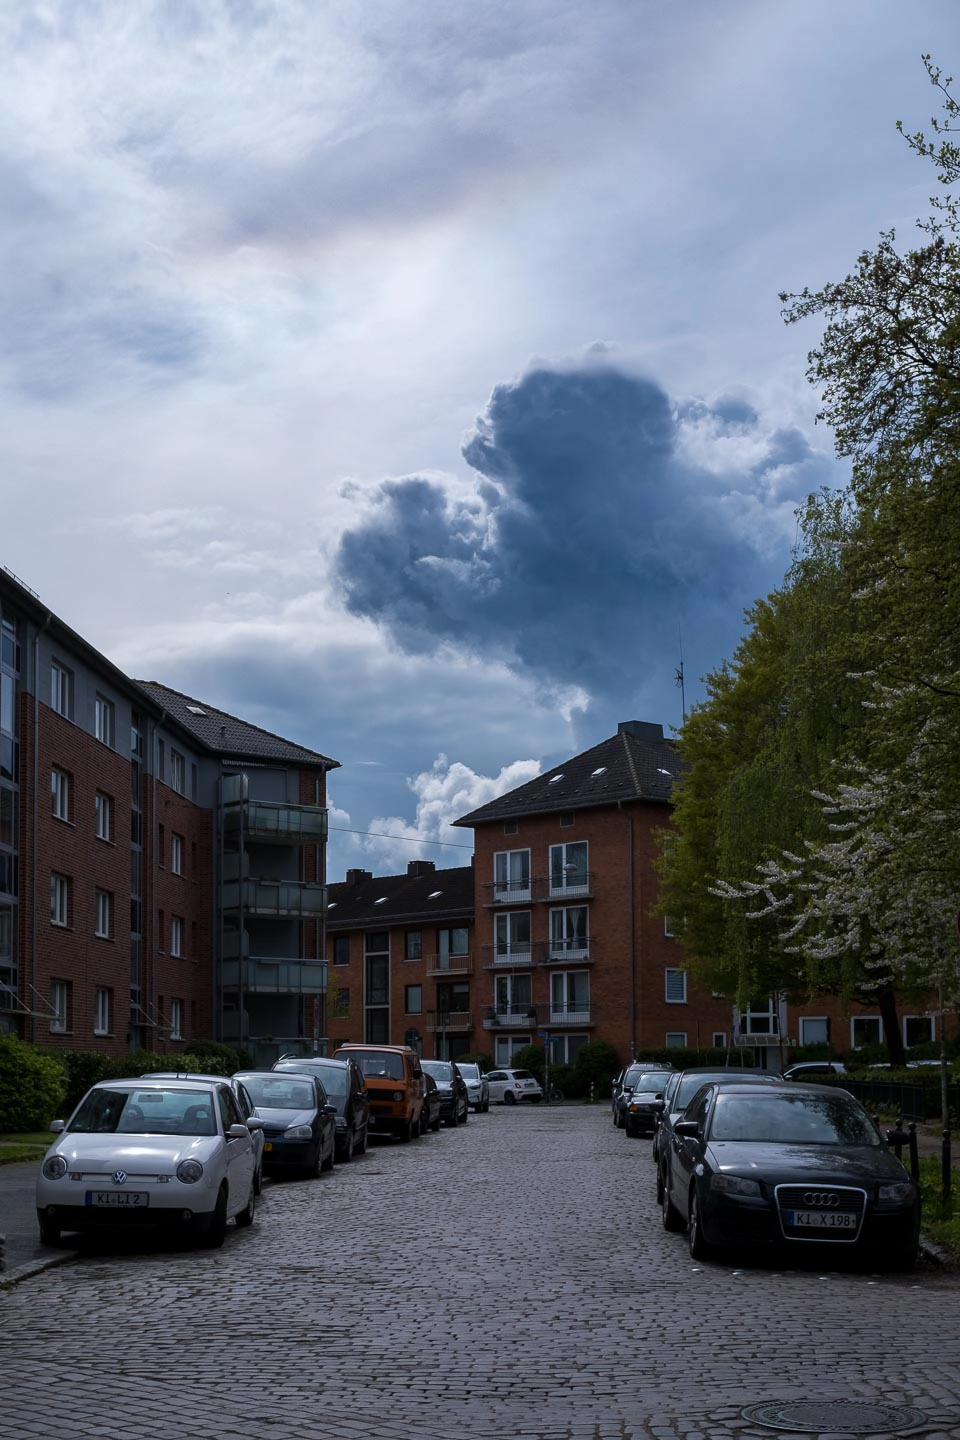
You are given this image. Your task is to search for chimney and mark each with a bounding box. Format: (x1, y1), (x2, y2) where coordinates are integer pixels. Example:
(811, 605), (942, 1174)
(345, 868), (373, 886)
(406, 860), (436, 877)
(618, 720), (664, 744)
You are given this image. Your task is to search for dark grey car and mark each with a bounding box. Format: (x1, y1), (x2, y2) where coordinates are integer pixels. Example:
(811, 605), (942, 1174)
(273, 1055), (370, 1161)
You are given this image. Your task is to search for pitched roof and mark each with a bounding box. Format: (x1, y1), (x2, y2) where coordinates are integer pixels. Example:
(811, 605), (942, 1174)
(136, 681), (338, 769)
(452, 720), (679, 827)
(327, 865), (475, 929)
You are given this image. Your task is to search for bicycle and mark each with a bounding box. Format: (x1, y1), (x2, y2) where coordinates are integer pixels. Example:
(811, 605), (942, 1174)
(546, 1084), (565, 1103)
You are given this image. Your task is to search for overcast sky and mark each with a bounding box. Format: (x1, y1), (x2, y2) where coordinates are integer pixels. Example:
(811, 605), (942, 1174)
(2, 1), (955, 877)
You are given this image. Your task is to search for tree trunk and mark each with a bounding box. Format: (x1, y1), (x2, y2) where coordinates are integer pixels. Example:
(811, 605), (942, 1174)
(878, 985), (906, 1067)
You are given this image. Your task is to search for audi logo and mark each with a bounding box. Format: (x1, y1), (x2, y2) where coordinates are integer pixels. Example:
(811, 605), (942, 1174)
(802, 1191), (839, 1207)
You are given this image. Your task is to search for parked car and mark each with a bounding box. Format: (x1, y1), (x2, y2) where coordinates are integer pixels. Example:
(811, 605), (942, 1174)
(622, 1070), (674, 1138)
(419, 1072), (443, 1133)
(659, 1080), (920, 1268)
(612, 1063), (673, 1127)
(144, 1071), (265, 1193)
(782, 1061), (847, 1080)
(36, 1077), (260, 1248)
(273, 1055), (369, 1161)
(654, 1067), (782, 1188)
(234, 1071), (337, 1178)
(456, 1062), (490, 1113)
(485, 1068), (543, 1105)
(420, 1060), (469, 1126)
(333, 1044), (425, 1142)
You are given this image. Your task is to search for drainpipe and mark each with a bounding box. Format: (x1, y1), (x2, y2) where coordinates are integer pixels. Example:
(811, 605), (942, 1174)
(30, 613), (53, 1045)
(149, 713), (166, 1046)
(618, 801), (637, 1059)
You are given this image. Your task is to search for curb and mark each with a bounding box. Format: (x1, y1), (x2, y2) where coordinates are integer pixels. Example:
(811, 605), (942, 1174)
(0, 1251), (77, 1289)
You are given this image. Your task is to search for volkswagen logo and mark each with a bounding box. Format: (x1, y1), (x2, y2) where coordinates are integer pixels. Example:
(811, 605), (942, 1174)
(113, 1171), (127, 1186)
(802, 1191), (839, 1207)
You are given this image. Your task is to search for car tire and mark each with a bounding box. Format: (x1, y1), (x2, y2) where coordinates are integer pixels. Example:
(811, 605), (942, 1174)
(204, 1187), (228, 1249)
(399, 1119), (414, 1142)
(235, 1178), (256, 1229)
(655, 1165), (664, 1205)
(431, 1112), (442, 1132)
(321, 1137), (336, 1171)
(253, 1164), (263, 1196)
(503, 1091), (517, 1106)
(482, 1100), (490, 1113)
(624, 1122), (637, 1138)
(661, 1173), (684, 1233)
(38, 1216), (61, 1247)
(688, 1188), (713, 1260)
(356, 1123), (369, 1155)
(341, 1130), (355, 1163)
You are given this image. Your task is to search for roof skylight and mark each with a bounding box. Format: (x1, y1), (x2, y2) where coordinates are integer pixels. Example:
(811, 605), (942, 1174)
(657, 767), (673, 776)
(549, 773), (565, 784)
(428, 890), (443, 899)
(591, 766), (607, 777)
(186, 705), (207, 715)
(374, 896), (388, 905)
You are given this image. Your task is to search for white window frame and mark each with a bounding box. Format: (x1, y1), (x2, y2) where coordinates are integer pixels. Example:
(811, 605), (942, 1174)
(51, 767), (69, 821)
(549, 969), (589, 1023)
(665, 1031), (688, 1048)
(494, 970), (532, 1018)
(50, 661), (73, 718)
(799, 1016), (830, 1046)
(171, 833), (183, 876)
(850, 1015), (882, 1049)
(169, 998), (183, 1041)
(170, 750), (185, 794)
(493, 849), (531, 902)
(94, 693), (115, 748)
(405, 984), (423, 1015)
(664, 914), (679, 939)
(549, 905), (588, 958)
(95, 791), (112, 841)
(903, 1014), (935, 1047)
(665, 968), (687, 1004)
(712, 1031), (727, 1048)
(495, 1034), (531, 1066)
(171, 915), (183, 958)
(548, 840), (589, 897)
(94, 987), (111, 1036)
(95, 889), (111, 939)
(50, 979), (69, 1033)
(50, 873), (69, 928)
(494, 910), (531, 961)
(548, 1032), (589, 1064)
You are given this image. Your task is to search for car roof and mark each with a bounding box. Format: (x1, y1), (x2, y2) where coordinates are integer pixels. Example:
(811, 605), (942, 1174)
(101, 1076), (220, 1090)
(276, 1056), (349, 1068)
(334, 1043), (415, 1054)
(143, 1071), (236, 1084)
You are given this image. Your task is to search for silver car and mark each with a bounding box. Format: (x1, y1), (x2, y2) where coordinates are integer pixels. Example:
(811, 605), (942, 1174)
(36, 1078), (261, 1249)
(455, 1062), (490, 1112)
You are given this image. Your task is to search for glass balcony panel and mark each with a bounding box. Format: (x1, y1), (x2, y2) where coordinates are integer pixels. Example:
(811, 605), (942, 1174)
(221, 879), (326, 916)
(223, 800), (327, 843)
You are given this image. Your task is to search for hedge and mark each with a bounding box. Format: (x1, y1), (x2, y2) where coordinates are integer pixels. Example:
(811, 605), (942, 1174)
(0, 1037), (67, 1131)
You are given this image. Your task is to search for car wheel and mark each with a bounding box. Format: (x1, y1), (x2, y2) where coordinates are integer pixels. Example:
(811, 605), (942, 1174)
(655, 1165), (664, 1205)
(661, 1172), (684, 1233)
(38, 1216), (61, 1247)
(253, 1164), (263, 1196)
(482, 1100), (490, 1113)
(688, 1187), (713, 1260)
(624, 1121), (637, 1138)
(235, 1177), (256, 1229)
(503, 1091), (517, 1105)
(399, 1119), (414, 1142)
(204, 1187), (228, 1249)
(459, 1102), (468, 1124)
(341, 1130), (355, 1162)
(321, 1136), (336, 1171)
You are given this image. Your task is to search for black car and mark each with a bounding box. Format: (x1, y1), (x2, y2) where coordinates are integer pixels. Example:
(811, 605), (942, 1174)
(234, 1071), (338, 1178)
(622, 1070), (674, 1138)
(420, 1060), (469, 1127)
(273, 1055), (370, 1161)
(660, 1081), (920, 1268)
(653, 1066), (780, 1182)
(419, 1072), (443, 1134)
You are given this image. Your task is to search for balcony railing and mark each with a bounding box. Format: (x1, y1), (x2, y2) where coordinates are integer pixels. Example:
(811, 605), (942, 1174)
(223, 800), (328, 844)
(542, 940), (592, 964)
(220, 878), (327, 917)
(548, 1006), (591, 1026)
(427, 1010), (473, 1032)
(425, 954), (473, 977)
(482, 945), (534, 969)
(220, 959), (327, 993)
(483, 1006), (539, 1030)
(542, 872), (592, 901)
(482, 874), (594, 906)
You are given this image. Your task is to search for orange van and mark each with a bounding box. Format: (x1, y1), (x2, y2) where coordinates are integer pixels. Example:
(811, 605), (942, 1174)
(332, 1044), (424, 1143)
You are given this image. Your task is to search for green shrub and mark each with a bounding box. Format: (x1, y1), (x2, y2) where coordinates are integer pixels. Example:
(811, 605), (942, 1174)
(0, 1037), (67, 1131)
(456, 1051), (494, 1072)
(572, 1040), (620, 1098)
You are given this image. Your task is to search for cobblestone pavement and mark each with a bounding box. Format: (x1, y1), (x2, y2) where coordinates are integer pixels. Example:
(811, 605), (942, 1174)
(2, 1106), (959, 1440)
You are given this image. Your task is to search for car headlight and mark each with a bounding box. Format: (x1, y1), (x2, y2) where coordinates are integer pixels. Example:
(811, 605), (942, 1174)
(710, 1173), (761, 1197)
(177, 1160), (204, 1184)
(42, 1155), (67, 1180)
(393, 1091), (405, 1102)
(284, 1124), (314, 1140)
(878, 1181), (915, 1203)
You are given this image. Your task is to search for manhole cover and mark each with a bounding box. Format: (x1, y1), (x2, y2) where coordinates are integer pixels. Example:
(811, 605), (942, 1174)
(742, 1400), (928, 1434)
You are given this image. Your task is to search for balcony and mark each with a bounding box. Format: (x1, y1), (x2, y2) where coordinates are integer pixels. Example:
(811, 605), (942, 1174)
(541, 939), (593, 965)
(220, 878), (327, 917)
(482, 945), (534, 969)
(483, 1005), (539, 1030)
(220, 959), (327, 993)
(223, 800), (328, 844)
(425, 954), (473, 977)
(427, 1010), (474, 1033)
(548, 1006), (592, 1027)
(541, 871), (593, 902)
(481, 879), (532, 907)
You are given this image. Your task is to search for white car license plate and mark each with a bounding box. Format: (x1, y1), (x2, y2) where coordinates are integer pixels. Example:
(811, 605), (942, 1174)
(86, 1191), (149, 1208)
(787, 1209), (857, 1230)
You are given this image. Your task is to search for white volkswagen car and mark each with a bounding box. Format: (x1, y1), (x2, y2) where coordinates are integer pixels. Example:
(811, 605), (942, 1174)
(36, 1078), (261, 1249)
(485, 1068), (544, 1105)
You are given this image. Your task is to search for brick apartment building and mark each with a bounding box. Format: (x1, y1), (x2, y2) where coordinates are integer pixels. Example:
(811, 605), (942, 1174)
(0, 568), (336, 1065)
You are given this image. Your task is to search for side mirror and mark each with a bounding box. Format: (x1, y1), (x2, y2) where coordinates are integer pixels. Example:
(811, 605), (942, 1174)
(246, 1117), (264, 1131)
(324, 1104), (338, 1117)
(228, 1123), (249, 1139)
(50, 1119), (65, 1133)
(674, 1119), (701, 1139)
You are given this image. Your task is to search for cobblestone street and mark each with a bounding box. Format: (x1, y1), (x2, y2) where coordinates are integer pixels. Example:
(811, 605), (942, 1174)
(2, 1105), (959, 1440)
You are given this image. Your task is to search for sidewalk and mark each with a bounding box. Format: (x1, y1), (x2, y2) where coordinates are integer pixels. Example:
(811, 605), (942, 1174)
(0, 1158), (73, 1284)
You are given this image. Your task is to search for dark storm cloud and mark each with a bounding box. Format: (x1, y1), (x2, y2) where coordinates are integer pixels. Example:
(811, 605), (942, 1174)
(334, 362), (828, 717)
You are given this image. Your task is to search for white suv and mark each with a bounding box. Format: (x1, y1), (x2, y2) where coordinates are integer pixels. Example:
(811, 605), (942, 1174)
(485, 1068), (543, 1105)
(456, 1062), (490, 1112)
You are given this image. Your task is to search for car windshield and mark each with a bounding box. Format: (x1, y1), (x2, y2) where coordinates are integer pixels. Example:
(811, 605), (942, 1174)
(68, 1087), (218, 1136)
(631, 1071), (670, 1090)
(346, 1051), (405, 1080)
(675, 1071), (767, 1110)
(710, 1091), (881, 1146)
(240, 1076), (316, 1111)
(276, 1062), (347, 1096)
(422, 1061), (453, 1081)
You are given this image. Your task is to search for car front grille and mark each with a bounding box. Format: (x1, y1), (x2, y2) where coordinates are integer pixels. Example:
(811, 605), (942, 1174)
(774, 1184), (866, 1242)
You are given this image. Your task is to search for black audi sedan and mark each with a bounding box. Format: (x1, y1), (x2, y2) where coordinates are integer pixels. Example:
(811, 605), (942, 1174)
(234, 1071), (338, 1178)
(660, 1081), (920, 1268)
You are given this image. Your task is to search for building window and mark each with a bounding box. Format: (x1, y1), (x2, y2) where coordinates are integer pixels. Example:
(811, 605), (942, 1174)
(494, 849), (531, 901)
(503, 820), (518, 835)
(799, 1016), (830, 1046)
(171, 833), (183, 875)
(170, 998), (183, 1040)
(405, 930), (422, 961)
(740, 998), (778, 1036)
(95, 889), (112, 939)
(550, 970), (589, 1019)
(158, 908), (165, 952)
(851, 1016), (882, 1049)
(158, 824), (165, 866)
(332, 935), (350, 966)
(494, 970), (532, 1019)
(665, 1031), (687, 1048)
(51, 767), (70, 821)
(50, 661), (73, 719)
(664, 915), (679, 939)
(665, 968), (687, 1004)
(50, 872), (70, 927)
(494, 910), (531, 960)
(712, 1031), (727, 1048)
(94, 694), (115, 748)
(405, 984), (423, 1015)
(903, 1014), (935, 1047)
(559, 812), (575, 827)
(549, 841), (588, 896)
(50, 979), (71, 1033)
(95, 791), (112, 841)
(170, 750), (185, 794)
(171, 916), (183, 958)
(364, 932), (390, 1043)
(437, 927), (469, 966)
(94, 987), (111, 1036)
(549, 906), (588, 958)
(548, 1033), (588, 1065)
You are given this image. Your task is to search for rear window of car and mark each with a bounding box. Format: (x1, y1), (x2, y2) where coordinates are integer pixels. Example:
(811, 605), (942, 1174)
(511, 1070), (535, 1081)
(241, 1076), (317, 1110)
(711, 1092), (880, 1146)
(276, 1061), (348, 1096)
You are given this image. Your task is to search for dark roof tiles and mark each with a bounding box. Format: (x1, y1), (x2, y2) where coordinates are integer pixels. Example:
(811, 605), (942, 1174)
(327, 865), (474, 927)
(136, 681), (338, 769)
